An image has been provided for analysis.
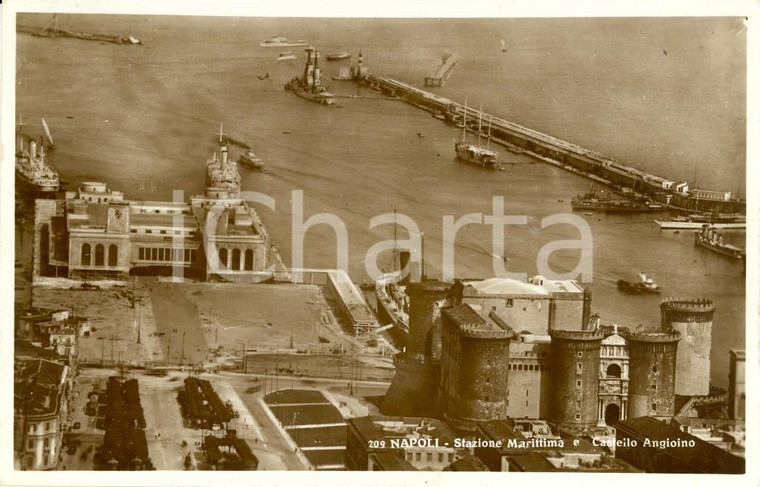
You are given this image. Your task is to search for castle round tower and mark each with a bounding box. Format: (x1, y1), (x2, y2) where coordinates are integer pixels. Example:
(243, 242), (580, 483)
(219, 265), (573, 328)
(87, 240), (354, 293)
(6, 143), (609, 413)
(440, 305), (514, 429)
(623, 330), (680, 418)
(660, 298), (714, 396)
(549, 329), (604, 431)
(381, 280), (451, 418)
(407, 280), (452, 362)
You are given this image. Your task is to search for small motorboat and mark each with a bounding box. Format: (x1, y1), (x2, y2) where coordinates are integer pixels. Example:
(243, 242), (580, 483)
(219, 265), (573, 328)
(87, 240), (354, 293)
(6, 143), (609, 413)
(277, 51), (296, 61)
(238, 150), (265, 170)
(326, 51), (351, 61)
(617, 272), (661, 294)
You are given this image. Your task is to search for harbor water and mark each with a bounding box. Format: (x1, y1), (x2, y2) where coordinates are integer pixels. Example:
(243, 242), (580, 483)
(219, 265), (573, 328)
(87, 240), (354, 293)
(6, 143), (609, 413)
(15, 15), (745, 387)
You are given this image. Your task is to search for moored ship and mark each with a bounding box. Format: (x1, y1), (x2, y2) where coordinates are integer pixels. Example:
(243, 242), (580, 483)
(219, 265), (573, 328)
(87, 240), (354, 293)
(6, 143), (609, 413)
(16, 118), (59, 193)
(603, 200), (665, 213)
(453, 101), (501, 169)
(694, 225), (744, 260)
(206, 125), (241, 196)
(571, 187), (613, 211)
(375, 271), (410, 347)
(284, 47), (335, 106)
(572, 184), (664, 212)
(654, 213), (746, 230)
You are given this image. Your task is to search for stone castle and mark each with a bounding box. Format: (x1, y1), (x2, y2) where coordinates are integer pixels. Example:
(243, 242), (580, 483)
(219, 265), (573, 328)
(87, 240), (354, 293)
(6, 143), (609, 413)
(382, 277), (713, 434)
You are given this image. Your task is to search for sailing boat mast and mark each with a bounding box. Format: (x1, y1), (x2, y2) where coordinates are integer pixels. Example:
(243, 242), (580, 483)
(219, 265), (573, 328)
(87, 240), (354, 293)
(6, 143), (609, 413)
(393, 204), (398, 272)
(461, 98), (468, 142)
(486, 115), (492, 150)
(693, 162), (700, 212)
(477, 104), (483, 147)
(16, 115), (26, 153)
(420, 232), (426, 281)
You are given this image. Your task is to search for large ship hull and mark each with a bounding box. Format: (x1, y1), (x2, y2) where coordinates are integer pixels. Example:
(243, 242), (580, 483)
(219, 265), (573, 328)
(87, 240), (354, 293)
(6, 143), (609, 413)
(694, 233), (744, 259)
(655, 220), (746, 230)
(604, 205), (664, 213)
(572, 197), (664, 213)
(374, 273), (409, 349)
(571, 200), (611, 211)
(375, 292), (409, 349)
(291, 88), (335, 105)
(16, 171), (59, 193)
(454, 142), (500, 169)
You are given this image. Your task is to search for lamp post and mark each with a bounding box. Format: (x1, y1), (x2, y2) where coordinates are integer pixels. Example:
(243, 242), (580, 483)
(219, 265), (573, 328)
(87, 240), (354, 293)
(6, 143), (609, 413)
(136, 304), (141, 345)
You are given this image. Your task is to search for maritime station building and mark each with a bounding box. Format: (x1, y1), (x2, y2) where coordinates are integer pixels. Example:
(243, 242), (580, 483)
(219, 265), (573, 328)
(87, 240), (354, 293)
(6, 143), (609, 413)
(382, 276), (715, 437)
(32, 139), (282, 282)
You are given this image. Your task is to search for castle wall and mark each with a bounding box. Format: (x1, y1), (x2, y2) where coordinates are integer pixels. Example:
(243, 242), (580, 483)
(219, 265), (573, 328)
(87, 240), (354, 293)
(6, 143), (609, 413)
(552, 297), (586, 331)
(461, 296), (549, 335)
(507, 340), (552, 418)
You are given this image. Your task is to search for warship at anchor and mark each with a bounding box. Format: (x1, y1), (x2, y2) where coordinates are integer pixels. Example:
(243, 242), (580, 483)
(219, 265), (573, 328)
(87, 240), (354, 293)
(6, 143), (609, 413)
(284, 46), (335, 106)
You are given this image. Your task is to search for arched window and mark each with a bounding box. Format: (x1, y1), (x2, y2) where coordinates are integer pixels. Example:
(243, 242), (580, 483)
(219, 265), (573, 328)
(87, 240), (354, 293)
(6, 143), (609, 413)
(81, 243), (92, 266)
(94, 244), (105, 266)
(606, 363), (622, 378)
(245, 249), (254, 271)
(231, 248), (241, 270)
(108, 244), (118, 267)
(219, 248), (228, 269)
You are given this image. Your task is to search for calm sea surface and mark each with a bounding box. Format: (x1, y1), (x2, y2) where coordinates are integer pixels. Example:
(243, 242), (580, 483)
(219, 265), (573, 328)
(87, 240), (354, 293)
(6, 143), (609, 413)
(16, 15), (746, 387)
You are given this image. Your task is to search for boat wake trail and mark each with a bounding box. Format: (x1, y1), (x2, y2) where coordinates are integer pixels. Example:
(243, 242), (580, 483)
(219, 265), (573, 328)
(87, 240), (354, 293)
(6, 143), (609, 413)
(217, 135), (250, 150)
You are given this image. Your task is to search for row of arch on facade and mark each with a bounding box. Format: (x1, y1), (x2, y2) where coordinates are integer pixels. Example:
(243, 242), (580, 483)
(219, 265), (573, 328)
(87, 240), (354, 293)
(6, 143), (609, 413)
(217, 248), (256, 271)
(505, 363), (622, 377)
(81, 243), (118, 267)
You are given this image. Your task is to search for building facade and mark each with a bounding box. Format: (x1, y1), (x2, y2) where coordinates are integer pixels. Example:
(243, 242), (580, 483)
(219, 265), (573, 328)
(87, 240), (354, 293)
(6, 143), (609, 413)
(615, 417), (744, 474)
(14, 360), (69, 471)
(346, 416), (461, 471)
(597, 330), (629, 425)
(33, 138), (280, 282)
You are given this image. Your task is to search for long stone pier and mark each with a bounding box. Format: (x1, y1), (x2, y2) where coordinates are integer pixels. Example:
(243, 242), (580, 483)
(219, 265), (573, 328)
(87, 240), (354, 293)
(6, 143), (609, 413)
(355, 71), (745, 215)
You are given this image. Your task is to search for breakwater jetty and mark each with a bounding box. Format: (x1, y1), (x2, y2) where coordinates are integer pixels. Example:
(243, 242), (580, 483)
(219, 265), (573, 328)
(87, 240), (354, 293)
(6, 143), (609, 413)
(354, 67), (744, 215)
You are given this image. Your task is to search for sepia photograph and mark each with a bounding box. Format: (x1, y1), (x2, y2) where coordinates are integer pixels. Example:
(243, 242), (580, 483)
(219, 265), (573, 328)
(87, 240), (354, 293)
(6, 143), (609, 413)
(1, 0), (755, 483)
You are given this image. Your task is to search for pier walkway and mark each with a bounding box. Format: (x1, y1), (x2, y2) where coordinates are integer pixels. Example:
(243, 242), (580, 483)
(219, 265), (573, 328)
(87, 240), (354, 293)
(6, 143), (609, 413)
(354, 70), (744, 214)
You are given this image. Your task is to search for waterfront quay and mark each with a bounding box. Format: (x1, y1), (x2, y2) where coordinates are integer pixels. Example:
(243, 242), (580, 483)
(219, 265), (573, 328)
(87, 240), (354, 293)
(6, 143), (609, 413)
(355, 71), (744, 215)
